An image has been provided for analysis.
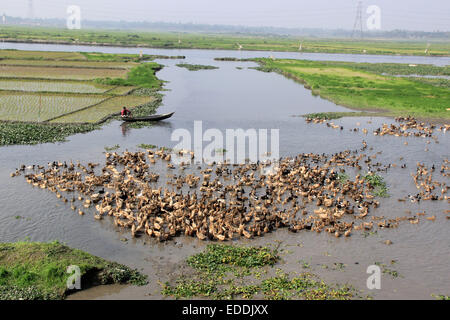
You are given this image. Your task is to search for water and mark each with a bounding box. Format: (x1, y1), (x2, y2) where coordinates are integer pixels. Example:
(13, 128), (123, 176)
(0, 43), (449, 299)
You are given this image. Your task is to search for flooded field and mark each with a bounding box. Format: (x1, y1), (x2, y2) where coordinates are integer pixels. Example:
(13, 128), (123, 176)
(0, 43), (449, 300)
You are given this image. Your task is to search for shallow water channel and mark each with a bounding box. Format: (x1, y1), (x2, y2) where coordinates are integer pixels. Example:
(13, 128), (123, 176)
(0, 43), (449, 299)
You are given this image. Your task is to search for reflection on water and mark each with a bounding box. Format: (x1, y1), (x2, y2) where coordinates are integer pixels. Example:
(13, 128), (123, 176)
(0, 43), (448, 299)
(120, 123), (129, 137)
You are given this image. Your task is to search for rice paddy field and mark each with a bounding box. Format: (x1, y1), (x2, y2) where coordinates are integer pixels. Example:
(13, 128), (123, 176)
(0, 92), (107, 122)
(50, 96), (154, 123)
(0, 59), (137, 69)
(0, 79), (114, 94)
(0, 65), (128, 80)
(0, 49), (86, 60)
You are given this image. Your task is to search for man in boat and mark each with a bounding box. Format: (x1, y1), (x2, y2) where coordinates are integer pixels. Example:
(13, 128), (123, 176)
(121, 106), (132, 118)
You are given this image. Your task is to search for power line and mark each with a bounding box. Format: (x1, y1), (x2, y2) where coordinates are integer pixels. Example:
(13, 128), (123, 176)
(351, 1), (363, 39)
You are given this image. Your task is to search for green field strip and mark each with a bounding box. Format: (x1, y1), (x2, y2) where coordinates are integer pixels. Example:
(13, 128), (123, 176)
(0, 58), (137, 69)
(0, 79), (115, 94)
(0, 65), (128, 80)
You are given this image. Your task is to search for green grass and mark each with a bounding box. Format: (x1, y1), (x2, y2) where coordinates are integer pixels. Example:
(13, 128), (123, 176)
(1, 26), (449, 56)
(432, 294), (450, 300)
(257, 59), (450, 119)
(161, 244), (358, 300)
(95, 62), (162, 88)
(186, 244), (279, 275)
(137, 143), (157, 149)
(176, 63), (219, 71)
(0, 241), (147, 300)
(302, 112), (376, 120)
(104, 144), (120, 151)
(363, 173), (389, 198)
(374, 262), (400, 278)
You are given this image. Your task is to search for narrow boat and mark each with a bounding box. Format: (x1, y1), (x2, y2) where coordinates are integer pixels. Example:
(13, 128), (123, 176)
(121, 112), (175, 122)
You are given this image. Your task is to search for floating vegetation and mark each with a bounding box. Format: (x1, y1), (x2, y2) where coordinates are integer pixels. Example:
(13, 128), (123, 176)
(299, 260), (311, 269)
(104, 144), (120, 151)
(0, 121), (99, 146)
(432, 294), (450, 300)
(337, 172), (349, 184)
(137, 143), (158, 149)
(374, 262), (400, 278)
(302, 112), (374, 120)
(176, 63), (219, 71)
(363, 173), (389, 198)
(215, 148), (227, 154)
(96, 63), (162, 88)
(332, 263), (346, 271)
(161, 244), (358, 300)
(187, 245), (279, 275)
(214, 57), (253, 62)
(0, 241), (147, 300)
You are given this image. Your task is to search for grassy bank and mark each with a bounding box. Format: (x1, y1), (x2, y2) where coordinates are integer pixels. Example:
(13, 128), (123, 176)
(161, 244), (358, 300)
(1, 26), (449, 56)
(0, 241), (147, 300)
(256, 59), (450, 119)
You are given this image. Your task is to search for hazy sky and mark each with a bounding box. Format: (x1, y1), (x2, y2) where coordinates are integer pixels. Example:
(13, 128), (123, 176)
(2, 0), (449, 31)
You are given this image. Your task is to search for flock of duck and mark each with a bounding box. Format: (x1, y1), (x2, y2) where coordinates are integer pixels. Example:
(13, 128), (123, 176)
(305, 116), (449, 143)
(10, 137), (448, 242)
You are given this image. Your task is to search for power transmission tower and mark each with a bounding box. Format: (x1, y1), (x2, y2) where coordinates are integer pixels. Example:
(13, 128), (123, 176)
(351, 1), (363, 39)
(28, 0), (34, 20)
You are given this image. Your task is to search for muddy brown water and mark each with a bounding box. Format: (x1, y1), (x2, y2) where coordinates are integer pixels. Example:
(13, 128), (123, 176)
(0, 43), (449, 300)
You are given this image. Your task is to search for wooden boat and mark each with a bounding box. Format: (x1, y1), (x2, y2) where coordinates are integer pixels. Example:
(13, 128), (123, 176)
(121, 112), (174, 122)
